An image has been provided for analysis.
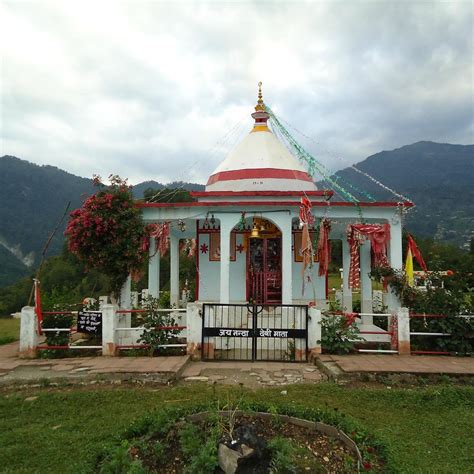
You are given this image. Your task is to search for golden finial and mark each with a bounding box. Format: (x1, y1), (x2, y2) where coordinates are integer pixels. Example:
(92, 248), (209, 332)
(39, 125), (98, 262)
(255, 81), (265, 111)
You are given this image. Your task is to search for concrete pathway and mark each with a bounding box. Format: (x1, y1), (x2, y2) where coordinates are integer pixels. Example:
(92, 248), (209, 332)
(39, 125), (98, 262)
(1, 341), (473, 387)
(181, 361), (324, 388)
(0, 342), (190, 384)
(317, 354), (474, 376)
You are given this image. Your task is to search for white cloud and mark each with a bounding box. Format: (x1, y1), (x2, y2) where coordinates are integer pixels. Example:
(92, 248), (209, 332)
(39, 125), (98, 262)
(1, 0), (472, 185)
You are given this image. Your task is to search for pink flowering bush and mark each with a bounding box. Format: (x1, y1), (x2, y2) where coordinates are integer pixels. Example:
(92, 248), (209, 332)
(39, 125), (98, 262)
(65, 175), (149, 295)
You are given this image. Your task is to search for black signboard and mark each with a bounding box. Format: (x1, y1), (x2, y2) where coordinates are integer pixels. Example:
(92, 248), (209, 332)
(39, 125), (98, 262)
(202, 327), (306, 339)
(77, 311), (102, 335)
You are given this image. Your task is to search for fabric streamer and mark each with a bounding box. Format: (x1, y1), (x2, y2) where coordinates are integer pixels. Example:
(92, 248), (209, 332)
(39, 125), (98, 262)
(407, 234), (427, 272)
(148, 222), (170, 257)
(347, 223), (391, 289)
(405, 247), (414, 287)
(317, 218), (331, 277)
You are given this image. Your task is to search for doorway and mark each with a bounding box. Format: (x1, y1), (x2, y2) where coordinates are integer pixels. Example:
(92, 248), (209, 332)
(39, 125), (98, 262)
(247, 220), (282, 304)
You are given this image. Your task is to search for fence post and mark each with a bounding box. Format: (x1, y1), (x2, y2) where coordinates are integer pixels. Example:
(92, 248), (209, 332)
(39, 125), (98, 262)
(102, 304), (117, 356)
(397, 307), (411, 355)
(186, 302), (202, 359)
(308, 307), (322, 360)
(19, 306), (37, 358)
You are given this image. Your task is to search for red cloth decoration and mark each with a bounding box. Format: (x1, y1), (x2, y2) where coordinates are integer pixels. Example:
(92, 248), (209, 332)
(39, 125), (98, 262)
(347, 223), (390, 289)
(301, 223), (313, 275)
(34, 279), (43, 335)
(317, 219), (331, 277)
(188, 239), (197, 257)
(407, 234), (427, 272)
(344, 312), (357, 327)
(299, 196), (315, 225)
(148, 222), (170, 257)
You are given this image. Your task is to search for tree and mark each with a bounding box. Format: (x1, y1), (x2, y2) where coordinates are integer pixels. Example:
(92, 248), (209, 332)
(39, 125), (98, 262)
(65, 175), (149, 296)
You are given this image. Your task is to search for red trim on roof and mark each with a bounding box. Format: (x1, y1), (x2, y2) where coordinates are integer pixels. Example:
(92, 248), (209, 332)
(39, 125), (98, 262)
(206, 168), (313, 185)
(191, 190), (333, 198)
(137, 200), (414, 208)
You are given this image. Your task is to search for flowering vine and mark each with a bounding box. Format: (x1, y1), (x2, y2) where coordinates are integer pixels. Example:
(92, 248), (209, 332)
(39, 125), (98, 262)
(65, 175), (149, 296)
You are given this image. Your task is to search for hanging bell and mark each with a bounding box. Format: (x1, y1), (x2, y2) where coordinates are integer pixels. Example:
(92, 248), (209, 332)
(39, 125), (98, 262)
(250, 220), (261, 238)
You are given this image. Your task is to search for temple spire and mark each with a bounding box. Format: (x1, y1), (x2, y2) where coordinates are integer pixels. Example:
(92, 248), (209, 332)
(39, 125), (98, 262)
(251, 81), (270, 132)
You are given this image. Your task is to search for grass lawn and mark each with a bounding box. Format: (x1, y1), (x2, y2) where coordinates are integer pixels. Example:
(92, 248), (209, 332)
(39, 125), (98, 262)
(0, 317), (20, 345)
(0, 383), (472, 472)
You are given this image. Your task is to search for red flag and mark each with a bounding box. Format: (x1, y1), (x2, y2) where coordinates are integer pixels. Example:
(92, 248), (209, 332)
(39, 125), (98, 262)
(407, 234), (427, 272)
(34, 279), (43, 335)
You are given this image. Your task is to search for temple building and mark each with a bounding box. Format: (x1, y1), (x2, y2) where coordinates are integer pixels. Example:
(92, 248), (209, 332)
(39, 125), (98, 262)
(139, 85), (412, 319)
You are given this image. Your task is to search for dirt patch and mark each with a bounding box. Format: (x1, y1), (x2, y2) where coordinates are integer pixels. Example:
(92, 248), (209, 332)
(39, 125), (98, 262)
(129, 413), (381, 473)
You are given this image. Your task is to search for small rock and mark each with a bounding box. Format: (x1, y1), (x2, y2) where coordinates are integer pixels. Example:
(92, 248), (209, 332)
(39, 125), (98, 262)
(240, 444), (254, 459)
(52, 425), (61, 430)
(185, 376), (209, 382)
(249, 372), (259, 377)
(280, 390), (288, 395)
(25, 396), (38, 402)
(218, 443), (241, 474)
(305, 368), (316, 372)
(323, 456), (329, 462)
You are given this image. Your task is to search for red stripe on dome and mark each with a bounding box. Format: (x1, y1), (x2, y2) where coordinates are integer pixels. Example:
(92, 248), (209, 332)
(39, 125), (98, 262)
(207, 168), (312, 185)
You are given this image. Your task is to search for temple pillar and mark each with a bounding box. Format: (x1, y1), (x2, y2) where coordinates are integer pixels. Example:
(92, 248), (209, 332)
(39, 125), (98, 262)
(219, 216), (235, 304)
(148, 237), (160, 298)
(279, 215), (293, 304)
(170, 233), (180, 307)
(342, 238), (353, 312)
(387, 219), (403, 311)
(360, 240), (373, 323)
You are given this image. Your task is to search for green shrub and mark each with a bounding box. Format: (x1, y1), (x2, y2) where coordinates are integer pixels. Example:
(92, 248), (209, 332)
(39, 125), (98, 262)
(138, 296), (180, 355)
(99, 440), (145, 474)
(319, 315), (362, 354)
(40, 312), (73, 358)
(268, 436), (297, 473)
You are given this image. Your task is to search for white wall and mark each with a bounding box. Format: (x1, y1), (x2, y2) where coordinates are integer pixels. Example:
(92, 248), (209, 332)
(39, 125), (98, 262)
(292, 259), (326, 304)
(198, 233), (247, 302)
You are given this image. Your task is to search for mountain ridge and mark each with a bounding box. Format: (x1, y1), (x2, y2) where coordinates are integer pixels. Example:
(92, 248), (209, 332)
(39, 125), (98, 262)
(1, 141), (472, 286)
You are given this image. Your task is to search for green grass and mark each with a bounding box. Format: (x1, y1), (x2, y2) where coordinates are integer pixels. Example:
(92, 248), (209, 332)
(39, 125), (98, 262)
(0, 317), (20, 345)
(0, 383), (473, 472)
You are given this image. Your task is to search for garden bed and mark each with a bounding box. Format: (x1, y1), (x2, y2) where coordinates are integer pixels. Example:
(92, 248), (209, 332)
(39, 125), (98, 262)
(98, 406), (385, 473)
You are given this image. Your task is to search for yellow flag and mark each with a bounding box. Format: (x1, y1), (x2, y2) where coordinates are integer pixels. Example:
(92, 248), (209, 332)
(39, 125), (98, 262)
(405, 247), (414, 287)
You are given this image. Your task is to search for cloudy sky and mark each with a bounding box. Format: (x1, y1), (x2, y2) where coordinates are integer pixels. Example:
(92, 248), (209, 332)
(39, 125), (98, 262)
(1, 0), (472, 185)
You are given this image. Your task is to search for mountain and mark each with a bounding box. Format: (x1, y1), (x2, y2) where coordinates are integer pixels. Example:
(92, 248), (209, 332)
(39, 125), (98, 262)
(316, 142), (474, 249)
(132, 180), (204, 198)
(1, 142), (472, 286)
(0, 156), (204, 287)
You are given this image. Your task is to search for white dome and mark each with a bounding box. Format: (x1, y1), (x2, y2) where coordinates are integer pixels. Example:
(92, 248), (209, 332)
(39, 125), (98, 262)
(206, 128), (318, 192)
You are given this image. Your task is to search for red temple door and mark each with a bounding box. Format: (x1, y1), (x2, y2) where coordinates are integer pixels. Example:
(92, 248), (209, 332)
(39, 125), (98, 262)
(248, 237), (282, 304)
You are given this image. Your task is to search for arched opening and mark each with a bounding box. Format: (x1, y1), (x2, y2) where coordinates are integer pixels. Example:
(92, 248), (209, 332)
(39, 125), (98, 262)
(247, 217), (282, 304)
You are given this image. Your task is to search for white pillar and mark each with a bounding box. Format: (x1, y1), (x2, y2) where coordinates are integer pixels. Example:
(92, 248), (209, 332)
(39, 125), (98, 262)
(308, 307), (322, 359)
(280, 217), (293, 304)
(19, 306), (37, 358)
(148, 237), (160, 298)
(387, 220), (403, 311)
(120, 274), (131, 309)
(397, 307), (411, 355)
(119, 275), (131, 329)
(219, 216), (234, 304)
(360, 240), (373, 323)
(102, 304), (117, 356)
(342, 238), (353, 312)
(170, 233), (180, 307)
(186, 302), (203, 359)
(314, 270), (327, 309)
